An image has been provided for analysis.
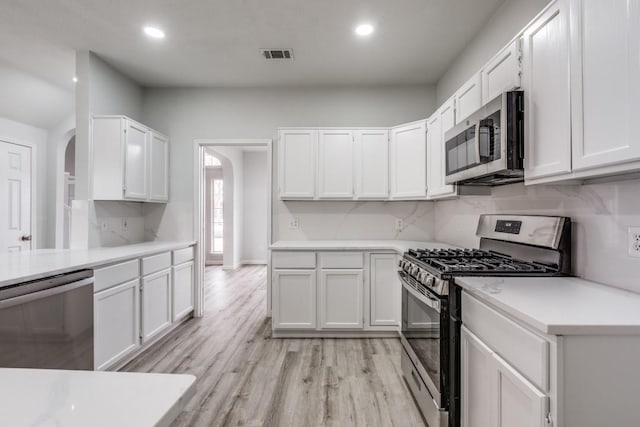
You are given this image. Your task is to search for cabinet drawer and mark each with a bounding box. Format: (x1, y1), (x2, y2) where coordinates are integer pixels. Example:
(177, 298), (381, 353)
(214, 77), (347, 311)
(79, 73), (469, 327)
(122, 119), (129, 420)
(462, 292), (549, 391)
(142, 252), (172, 276)
(173, 246), (194, 265)
(319, 252), (364, 269)
(272, 251), (316, 269)
(94, 259), (139, 293)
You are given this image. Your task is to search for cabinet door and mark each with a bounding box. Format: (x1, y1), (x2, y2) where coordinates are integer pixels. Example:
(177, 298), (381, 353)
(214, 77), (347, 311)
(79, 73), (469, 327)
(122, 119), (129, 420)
(522, 0), (572, 180)
(492, 353), (549, 427)
(94, 279), (140, 370)
(148, 131), (169, 202)
(278, 130), (316, 199)
(390, 121), (427, 199)
(461, 326), (494, 427)
(124, 120), (148, 200)
(172, 261), (194, 322)
(317, 130), (354, 198)
(369, 254), (399, 326)
(141, 268), (172, 342)
(273, 270), (316, 329)
(427, 98), (457, 199)
(482, 40), (522, 105)
(455, 73), (482, 124)
(320, 269), (364, 329)
(355, 130), (389, 199)
(570, 0), (640, 171)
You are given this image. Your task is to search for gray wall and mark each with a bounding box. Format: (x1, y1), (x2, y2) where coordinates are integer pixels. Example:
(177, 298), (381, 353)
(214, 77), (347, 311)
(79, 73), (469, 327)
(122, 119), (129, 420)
(242, 151), (268, 263)
(141, 85), (438, 243)
(436, 0), (550, 104)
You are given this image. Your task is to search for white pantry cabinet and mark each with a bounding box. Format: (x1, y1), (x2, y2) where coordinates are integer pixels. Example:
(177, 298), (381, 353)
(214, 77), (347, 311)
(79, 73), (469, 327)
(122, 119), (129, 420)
(570, 0), (640, 172)
(319, 269), (364, 329)
(148, 131), (169, 202)
(278, 129), (317, 199)
(522, 0), (572, 181)
(354, 130), (389, 199)
(91, 116), (169, 203)
(369, 254), (400, 327)
(172, 260), (194, 322)
(94, 279), (140, 371)
(454, 73), (482, 125)
(141, 268), (173, 343)
(317, 130), (354, 199)
(390, 121), (427, 199)
(427, 97), (457, 200)
(481, 39), (522, 105)
(272, 270), (317, 329)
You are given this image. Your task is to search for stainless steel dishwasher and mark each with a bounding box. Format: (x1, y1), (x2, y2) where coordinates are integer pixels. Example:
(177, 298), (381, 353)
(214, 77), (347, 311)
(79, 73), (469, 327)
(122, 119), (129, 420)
(0, 270), (94, 370)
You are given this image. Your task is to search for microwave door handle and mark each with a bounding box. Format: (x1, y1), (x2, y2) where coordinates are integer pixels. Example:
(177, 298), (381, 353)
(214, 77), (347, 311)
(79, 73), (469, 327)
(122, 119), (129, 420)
(474, 121), (482, 163)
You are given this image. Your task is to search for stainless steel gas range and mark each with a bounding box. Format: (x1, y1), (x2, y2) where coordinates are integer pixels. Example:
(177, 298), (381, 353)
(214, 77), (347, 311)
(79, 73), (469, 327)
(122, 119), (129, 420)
(398, 214), (572, 427)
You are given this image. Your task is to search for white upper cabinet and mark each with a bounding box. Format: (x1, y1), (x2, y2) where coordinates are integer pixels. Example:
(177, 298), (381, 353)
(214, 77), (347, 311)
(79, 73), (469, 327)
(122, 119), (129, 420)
(278, 129), (317, 199)
(390, 121), (427, 199)
(454, 73), (482, 125)
(91, 116), (169, 203)
(481, 39), (522, 105)
(355, 130), (389, 199)
(427, 98), (457, 200)
(570, 0), (640, 171)
(124, 120), (148, 200)
(522, 0), (572, 181)
(148, 131), (169, 202)
(317, 130), (354, 199)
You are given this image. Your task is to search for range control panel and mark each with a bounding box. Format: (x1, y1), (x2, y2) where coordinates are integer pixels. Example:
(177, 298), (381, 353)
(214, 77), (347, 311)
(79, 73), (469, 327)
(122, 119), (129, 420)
(495, 219), (522, 235)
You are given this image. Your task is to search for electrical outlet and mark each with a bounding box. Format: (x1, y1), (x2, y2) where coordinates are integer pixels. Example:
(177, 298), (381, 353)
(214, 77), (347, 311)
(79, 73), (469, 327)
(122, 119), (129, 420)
(101, 221), (108, 232)
(395, 218), (404, 232)
(122, 218), (128, 231)
(288, 219), (300, 230)
(629, 227), (640, 258)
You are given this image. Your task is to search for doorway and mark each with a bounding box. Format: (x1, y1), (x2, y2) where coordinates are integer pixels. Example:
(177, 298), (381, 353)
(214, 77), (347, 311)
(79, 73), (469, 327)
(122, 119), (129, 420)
(0, 140), (33, 252)
(194, 139), (273, 317)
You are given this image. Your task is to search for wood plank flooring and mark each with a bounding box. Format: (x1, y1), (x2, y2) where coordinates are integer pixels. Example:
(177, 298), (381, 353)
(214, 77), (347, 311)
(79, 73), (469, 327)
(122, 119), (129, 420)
(123, 265), (426, 427)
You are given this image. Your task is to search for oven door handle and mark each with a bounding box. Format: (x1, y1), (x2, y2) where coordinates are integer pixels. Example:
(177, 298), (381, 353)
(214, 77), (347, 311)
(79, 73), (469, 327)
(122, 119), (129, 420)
(0, 278), (94, 310)
(399, 272), (441, 313)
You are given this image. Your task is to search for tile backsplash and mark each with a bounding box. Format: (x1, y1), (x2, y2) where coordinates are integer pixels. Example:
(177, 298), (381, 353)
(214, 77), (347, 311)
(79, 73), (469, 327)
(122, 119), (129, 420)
(434, 179), (640, 294)
(91, 201), (146, 247)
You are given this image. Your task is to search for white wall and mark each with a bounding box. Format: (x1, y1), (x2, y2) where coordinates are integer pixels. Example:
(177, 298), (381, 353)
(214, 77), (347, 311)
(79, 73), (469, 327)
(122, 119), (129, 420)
(141, 85), (438, 243)
(72, 51), (146, 248)
(242, 151), (268, 263)
(436, 0), (549, 104)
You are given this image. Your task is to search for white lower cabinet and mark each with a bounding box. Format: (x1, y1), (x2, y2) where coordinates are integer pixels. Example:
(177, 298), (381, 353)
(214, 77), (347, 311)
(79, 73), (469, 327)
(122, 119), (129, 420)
(319, 269), (364, 329)
(94, 279), (140, 371)
(369, 254), (399, 326)
(172, 261), (194, 322)
(461, 325), (548, 427)
(273, 270), (316, 329)
(141, 268), (173, 342)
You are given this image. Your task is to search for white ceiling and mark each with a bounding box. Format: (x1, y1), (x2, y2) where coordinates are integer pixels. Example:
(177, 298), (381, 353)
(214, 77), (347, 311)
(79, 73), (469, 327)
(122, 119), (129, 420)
(0, 0), (505, 89)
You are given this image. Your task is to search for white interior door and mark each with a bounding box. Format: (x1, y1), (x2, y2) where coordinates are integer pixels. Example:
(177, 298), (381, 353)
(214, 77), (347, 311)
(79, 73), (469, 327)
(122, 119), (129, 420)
(0, 141), (32, 252)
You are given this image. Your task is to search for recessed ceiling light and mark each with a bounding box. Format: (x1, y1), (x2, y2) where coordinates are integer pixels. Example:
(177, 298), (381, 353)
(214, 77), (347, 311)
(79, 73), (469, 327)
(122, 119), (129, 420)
(72, 77), (78, 83)
(354, 23), (374, 37)
(143, 26), (165, 39)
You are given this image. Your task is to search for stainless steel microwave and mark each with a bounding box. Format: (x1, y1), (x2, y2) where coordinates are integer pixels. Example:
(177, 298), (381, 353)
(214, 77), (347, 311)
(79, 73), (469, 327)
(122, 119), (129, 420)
(444, 91), (524, 186)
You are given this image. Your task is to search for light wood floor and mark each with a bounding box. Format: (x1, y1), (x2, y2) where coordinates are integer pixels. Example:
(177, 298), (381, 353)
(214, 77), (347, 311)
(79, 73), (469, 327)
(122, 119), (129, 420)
(123, 265), (426, 427)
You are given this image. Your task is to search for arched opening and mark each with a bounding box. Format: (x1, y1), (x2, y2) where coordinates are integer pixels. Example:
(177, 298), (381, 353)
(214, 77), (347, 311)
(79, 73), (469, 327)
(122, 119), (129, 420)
(62, 135), (76, 248)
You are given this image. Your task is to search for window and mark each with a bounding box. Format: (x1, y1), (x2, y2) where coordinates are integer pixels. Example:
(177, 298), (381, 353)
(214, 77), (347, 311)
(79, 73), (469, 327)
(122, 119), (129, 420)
(204, 152), (221, 167)
(210, 179), (223, 253)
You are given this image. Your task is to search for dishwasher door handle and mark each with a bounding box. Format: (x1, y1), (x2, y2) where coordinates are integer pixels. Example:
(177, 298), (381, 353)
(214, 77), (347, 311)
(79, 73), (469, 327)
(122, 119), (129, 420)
(0, 277), (94, 309)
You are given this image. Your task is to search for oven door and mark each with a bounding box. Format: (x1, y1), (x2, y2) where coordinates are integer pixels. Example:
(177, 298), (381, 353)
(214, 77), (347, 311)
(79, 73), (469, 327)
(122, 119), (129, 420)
(399, 271), (448, 409)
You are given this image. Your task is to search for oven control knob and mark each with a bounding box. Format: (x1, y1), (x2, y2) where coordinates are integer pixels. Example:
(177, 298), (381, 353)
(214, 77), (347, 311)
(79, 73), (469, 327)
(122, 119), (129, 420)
(425, 275), (435, 287)
(418, 270), (428, 284)
(411, 265), (419, 276)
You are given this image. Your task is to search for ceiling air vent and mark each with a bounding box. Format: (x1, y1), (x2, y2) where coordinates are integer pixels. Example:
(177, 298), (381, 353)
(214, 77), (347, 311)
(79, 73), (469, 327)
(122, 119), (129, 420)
(260, 48), (294, 60)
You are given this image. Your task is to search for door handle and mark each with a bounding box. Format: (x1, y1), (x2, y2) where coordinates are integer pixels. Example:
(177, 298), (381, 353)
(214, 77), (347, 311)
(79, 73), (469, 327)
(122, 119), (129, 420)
(20, 235), (32, 241)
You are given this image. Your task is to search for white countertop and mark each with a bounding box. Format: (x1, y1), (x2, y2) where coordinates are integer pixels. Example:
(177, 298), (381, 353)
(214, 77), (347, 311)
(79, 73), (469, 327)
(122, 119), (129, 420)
(0, 368), (195, 427)
(270, 239), (457, 254)
(0, 241), (195, 288)
(457, 276), (640, 335)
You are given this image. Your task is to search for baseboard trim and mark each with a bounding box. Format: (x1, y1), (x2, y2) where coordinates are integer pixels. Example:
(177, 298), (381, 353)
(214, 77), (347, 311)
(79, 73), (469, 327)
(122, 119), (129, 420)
(241, 259), (267, 265)
(272, 330), (400, 339)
